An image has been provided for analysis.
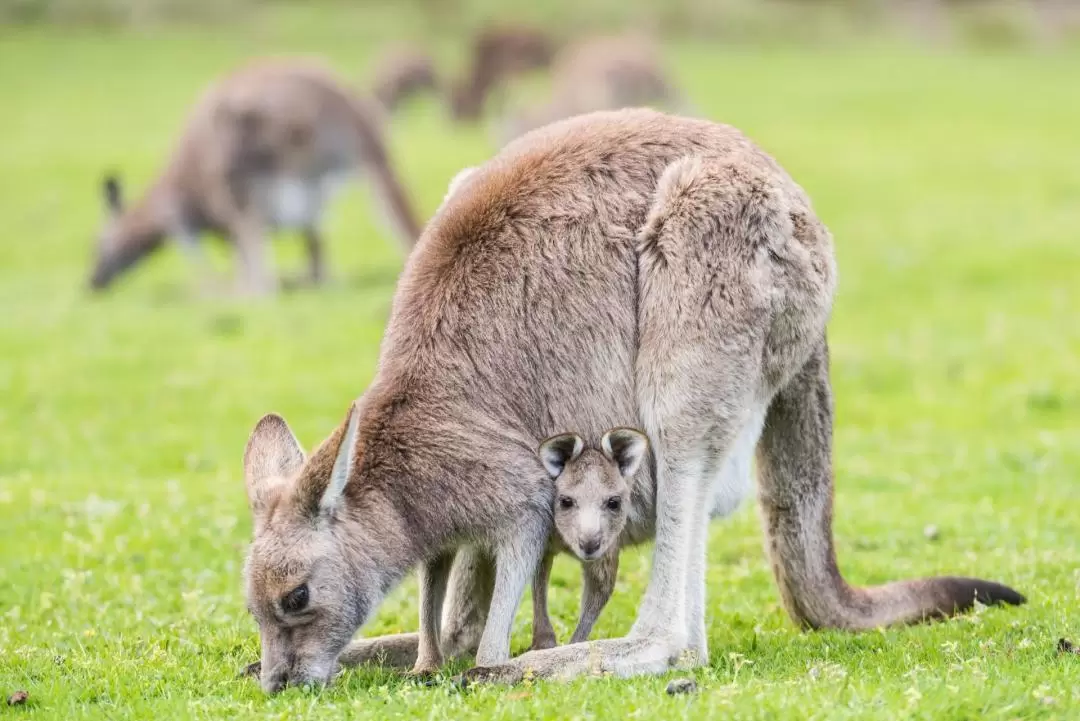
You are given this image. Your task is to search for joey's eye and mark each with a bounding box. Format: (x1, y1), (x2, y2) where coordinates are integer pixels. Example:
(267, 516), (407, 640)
(558, 496), (575, 510)
(605, 497), (622, 512)
(281, 584), (309, 614)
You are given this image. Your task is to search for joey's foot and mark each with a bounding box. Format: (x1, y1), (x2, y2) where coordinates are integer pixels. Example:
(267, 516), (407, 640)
(454, 664), (524, 689)
(529, 634), (558, 652)
(238, 660), (261, 679)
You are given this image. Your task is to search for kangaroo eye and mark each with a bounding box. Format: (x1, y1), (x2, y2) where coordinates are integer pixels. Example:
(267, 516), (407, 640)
(281, 584), (309, 614)
(605, 497), (622, 512)
(558, 496), (575, 510)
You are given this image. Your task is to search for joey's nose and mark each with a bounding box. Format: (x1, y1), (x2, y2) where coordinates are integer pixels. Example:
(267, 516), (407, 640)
(580, 537), (602, 558)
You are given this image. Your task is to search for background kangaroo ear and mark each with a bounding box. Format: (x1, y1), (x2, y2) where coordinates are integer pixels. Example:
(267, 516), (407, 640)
(243, 414), (306, 516)
(102, 174), (123, 214)
(538, 433), (584, 478)
(600, 427), (649, 478)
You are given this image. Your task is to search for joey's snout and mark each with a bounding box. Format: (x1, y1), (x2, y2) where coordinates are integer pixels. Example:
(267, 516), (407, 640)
(579, 535), (603, 560)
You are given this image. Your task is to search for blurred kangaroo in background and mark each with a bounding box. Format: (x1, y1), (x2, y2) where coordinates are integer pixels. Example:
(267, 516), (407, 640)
(499, 35), (688, 145)
(370, 44), (439, 114)
(449, 24), (555, 121)
(239, 109), (1024, 692)
(90, 59), (421, 295)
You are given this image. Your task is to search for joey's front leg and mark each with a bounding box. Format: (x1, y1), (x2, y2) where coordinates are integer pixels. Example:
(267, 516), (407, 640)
(473, 525), (547, 667)
(530, 553), (558, 651)
(569, 549), (618, 644)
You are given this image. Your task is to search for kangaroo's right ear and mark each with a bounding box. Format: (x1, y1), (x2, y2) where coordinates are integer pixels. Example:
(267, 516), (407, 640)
(600, 427), (649, 478)
(243, 413), (306, 516)
(102, 174), (123, 214)
(538, 433), (584, 478)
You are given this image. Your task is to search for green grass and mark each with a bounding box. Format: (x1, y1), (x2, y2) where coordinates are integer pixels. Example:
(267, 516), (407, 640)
(1, 14), (1079, 720)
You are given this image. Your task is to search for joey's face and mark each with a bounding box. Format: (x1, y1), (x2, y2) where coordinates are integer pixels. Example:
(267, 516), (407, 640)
(538, 428), (649, 562)
(554, 452), (629, 561)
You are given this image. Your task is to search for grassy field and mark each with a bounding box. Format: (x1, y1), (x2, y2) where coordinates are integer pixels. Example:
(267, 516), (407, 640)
(1, 12), (1079, 720)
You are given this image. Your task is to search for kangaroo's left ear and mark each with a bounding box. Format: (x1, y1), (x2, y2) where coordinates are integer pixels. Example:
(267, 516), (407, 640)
(600, 427), (649, 478)
(538, 433), (584, 478)
(243, 413), (306, 517)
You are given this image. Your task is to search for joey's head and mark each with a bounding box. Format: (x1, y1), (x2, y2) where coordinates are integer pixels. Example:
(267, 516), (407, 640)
(242, 405), (385, 693)
(90, 174), (166, 291)
(539, 428), (648, 561)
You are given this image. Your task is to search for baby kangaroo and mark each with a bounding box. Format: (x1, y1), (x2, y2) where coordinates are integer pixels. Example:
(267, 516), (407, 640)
(530, 428), (648, 649)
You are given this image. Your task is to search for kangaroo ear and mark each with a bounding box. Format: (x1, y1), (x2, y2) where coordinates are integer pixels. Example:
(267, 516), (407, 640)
(243, 414), (306, 516)
(102, 174), (123, 214)
(600, 428), (648, 478)
(321, 402), (361, 515)
(538, 433), (584, 478)
(293, 402), (361, 518)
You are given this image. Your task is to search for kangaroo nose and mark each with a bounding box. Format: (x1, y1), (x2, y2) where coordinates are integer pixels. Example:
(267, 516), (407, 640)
(580, 537), (602, 558)
(261, 668), (288, 694)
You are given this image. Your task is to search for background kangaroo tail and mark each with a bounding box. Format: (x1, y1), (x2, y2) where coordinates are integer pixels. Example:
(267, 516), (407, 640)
(755, 340), (1025, 631)
(347, 94), (423, 251)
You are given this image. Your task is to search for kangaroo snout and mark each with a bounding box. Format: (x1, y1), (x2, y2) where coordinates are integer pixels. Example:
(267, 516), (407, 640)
(261, 660), (334, 694)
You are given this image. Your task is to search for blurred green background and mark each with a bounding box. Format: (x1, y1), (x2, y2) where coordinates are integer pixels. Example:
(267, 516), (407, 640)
(0, 1), (1078, 719)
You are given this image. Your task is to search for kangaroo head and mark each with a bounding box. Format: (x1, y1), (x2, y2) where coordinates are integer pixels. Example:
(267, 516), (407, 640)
(242, 404), (383, 693)
(89, 173), (165, 291)
(539, 428), (648, 561)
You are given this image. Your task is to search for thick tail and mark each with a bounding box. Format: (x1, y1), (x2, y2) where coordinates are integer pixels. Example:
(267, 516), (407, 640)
(755, 341), (1025, 631)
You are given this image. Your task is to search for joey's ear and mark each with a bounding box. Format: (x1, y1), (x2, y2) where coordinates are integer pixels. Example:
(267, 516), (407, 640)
(600, 427), (649, 478)
(538, 433), (584, 478)
(294, 402), (362, 517)
(243, 413), (306, 515)
(102, 174), (123, 214)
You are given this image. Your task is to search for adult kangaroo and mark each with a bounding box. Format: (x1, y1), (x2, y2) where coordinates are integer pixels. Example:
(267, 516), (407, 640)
(240, 109), (1024, 690)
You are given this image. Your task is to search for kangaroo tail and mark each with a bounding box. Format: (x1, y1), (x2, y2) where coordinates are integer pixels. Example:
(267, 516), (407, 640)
(756, 342), (1025, 631)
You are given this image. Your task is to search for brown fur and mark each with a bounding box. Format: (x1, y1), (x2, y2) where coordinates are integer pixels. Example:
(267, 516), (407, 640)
(91, 58), (421, 295)
(241, 109), (1023, 691)
(449, 25), (555, 121)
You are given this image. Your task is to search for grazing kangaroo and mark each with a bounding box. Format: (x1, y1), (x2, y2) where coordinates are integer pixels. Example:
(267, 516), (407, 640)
(530, 428), (649, 650)
(240, 109), (1024, 692)
(370, 44), (439, 113)
(449, 25), (555, 121)
(90, 59), (421, 295)
(499, 35), (686, 145)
